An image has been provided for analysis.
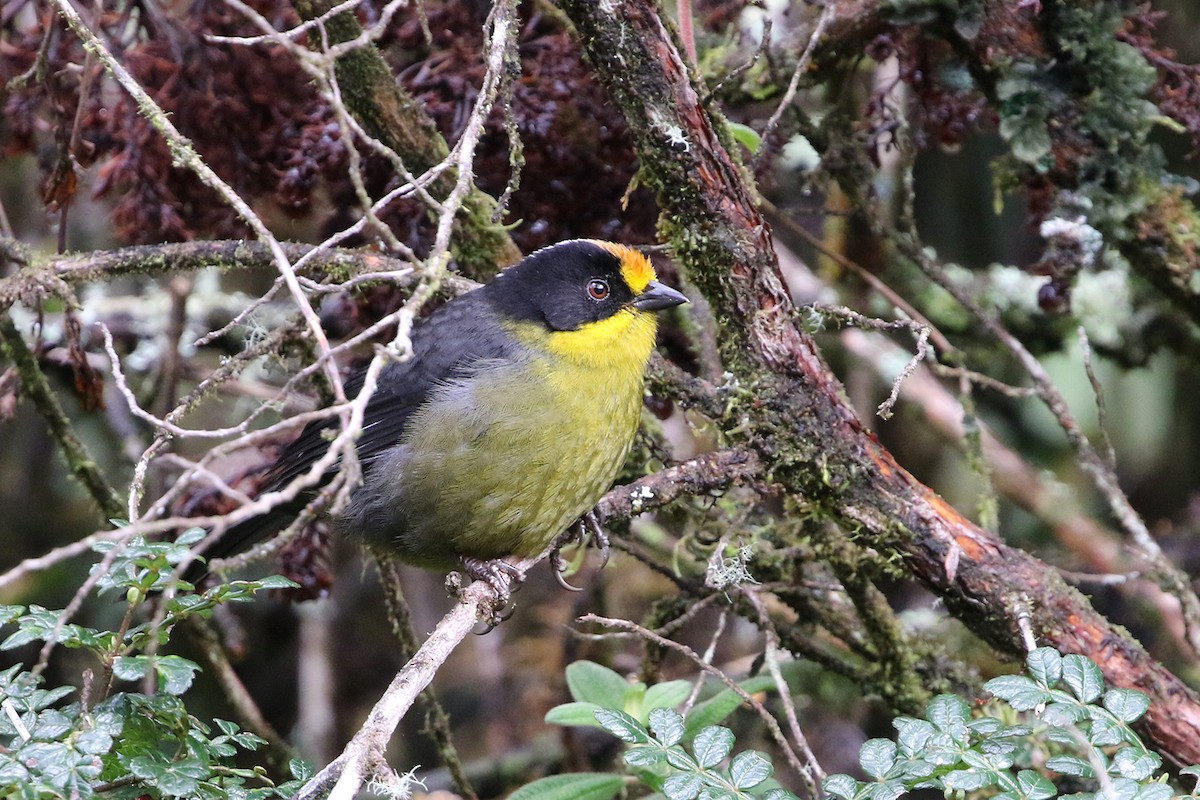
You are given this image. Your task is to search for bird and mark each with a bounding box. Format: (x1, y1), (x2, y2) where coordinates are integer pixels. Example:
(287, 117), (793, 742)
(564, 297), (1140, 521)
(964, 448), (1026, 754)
(189, 239), (687, 597)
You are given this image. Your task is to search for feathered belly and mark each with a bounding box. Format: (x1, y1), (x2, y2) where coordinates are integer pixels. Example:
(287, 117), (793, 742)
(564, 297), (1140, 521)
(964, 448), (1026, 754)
(343, 358), (643, 568)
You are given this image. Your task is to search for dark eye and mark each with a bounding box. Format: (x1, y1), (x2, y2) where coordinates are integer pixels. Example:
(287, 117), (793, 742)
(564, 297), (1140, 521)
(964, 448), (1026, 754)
(586, 279), (610, 301)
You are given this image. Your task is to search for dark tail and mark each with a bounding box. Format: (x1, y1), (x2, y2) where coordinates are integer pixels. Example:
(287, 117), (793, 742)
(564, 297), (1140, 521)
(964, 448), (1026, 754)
(182, 498), (308, 585)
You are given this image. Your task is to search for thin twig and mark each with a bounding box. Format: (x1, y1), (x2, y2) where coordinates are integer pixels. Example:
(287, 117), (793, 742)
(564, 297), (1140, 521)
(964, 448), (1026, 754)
(751, 2), (835, 172)
(48, 0), (346, 405)
(738, 588), (824, 795)
(682, 608), (728, 716)
(805, 303), (930, 419)
(1077, 326), (1117, 471)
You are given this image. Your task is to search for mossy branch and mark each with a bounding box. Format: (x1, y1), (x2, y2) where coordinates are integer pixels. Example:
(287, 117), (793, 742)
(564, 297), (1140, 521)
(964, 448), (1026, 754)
(0, 240), (479, 310)
(0, 313), (124, 521)
(557, 0), (1200, 766)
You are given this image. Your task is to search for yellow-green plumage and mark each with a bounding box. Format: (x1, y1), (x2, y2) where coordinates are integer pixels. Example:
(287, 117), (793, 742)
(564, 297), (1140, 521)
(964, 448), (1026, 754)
(390, 320), (649, 566)
(200, 240), (685, 577)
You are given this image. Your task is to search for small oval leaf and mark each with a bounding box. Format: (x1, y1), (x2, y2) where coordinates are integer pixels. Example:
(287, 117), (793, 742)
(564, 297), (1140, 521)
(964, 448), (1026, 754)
(649, 707), (685, 746)
(859, 739), (897, 779)
(568, 661), (632, 709)
(693, 726), (735, 769)
(1062, 655), (1104, 703)
(730, 750), (772, 789)
(593, 708), (648, 743)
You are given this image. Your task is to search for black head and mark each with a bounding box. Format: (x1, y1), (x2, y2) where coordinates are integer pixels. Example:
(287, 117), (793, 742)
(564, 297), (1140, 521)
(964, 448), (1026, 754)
(484, 240), (683, 331)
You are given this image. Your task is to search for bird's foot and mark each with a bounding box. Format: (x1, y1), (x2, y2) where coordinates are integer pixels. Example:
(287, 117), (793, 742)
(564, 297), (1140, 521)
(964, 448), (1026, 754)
(457, 557), (523, 632)
(549, 509), (611, 592)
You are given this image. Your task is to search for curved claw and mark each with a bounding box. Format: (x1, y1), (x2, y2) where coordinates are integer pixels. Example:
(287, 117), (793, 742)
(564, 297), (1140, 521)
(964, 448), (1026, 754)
(551, 547), (585, 592)
(474, 601), (517, 635)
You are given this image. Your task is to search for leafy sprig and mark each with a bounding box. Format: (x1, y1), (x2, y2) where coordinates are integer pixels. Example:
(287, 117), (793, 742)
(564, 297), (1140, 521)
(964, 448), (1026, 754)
(0, 528), (305, 798)
(824, 647), (1197, 800)
(521, 660), (799, 800)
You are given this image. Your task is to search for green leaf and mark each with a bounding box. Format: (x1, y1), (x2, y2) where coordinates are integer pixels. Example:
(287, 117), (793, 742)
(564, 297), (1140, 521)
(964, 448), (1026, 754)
(1103, 689), (1150, 723)
(729, 750), (772, 789)
(128, 754), (166, 781)
(927, 695), (970, 742)
(507, 772), (625, 800)
(1026, 648), (1063, 687)
(648, 708), (685, 746)
(962, 748), (1008, 771)
(1016, 769), (1057, 800)
(0, 605), (25, 626)
(624, 745), (664, 767)
(0, 755), (30, 783)
(1042, 702), (1088, 726)
(214, 718), (239, 736)
(666, 746), (698, 771)
(899, 758), (936, 781)
(942, 770), (995, 791)
(1112, 749), (1160, 781)
(1102, 778), (1141, 800)
(763, 789), (800, 800)
(692, 726), (735, 769)
(289, 758), (314, 781)
(986, 675), (1051, 710)
(859, 740), (896, 780)
(1062, 655), (1104, 703)
(155, 769), (202, 798)
(1088, 715), (1126, 747)
(111, 655), (199, 695)
(176, 527), (207, 547)
(1, 626), (44, 651)
(727, 122), (762, 153)
(1132, 783), (1173, 800)
(664, 772), (703, 800)
(968, 717), (1004, 735)
(112, 655), (149, 683)
(567, 662), (631, 710)
(823, 773), (861, 800)
(74, 728), (113, 756)
(545, 702), (605, 727)
(251, 575), (301, 590)
(645, 680), (692, 713)
(893, 717), (936, 757)
(593, 708), (648, 743)
(1043, 726), (1080, 746)
(1046, 755), (1094, 777)
(154, 656), (200, 695)
(33, 685), (74, 710)
(863, 781), (907, 800)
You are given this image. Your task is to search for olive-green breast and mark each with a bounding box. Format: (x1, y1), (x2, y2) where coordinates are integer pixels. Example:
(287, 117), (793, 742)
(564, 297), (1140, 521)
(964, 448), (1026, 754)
(343, 337), (646, 568)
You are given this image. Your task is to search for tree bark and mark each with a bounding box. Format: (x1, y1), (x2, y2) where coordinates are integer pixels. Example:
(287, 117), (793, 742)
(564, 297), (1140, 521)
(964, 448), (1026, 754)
(557, 0), (1200, 766)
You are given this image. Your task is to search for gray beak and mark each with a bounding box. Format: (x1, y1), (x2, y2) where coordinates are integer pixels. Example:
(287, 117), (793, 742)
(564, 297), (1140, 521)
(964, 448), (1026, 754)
(632, 280), (688, 311)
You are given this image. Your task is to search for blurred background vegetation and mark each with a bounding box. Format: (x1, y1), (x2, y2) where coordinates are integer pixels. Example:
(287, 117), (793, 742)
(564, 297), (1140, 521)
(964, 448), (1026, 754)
(1, 0), (1199, 796)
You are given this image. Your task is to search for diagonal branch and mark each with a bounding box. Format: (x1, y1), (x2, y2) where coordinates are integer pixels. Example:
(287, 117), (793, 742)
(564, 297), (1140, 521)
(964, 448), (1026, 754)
(557, 0), (1200, 766)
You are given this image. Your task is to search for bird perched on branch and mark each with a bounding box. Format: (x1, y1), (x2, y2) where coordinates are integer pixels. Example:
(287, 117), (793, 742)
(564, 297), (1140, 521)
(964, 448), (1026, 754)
(190, 239), (687, 597)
